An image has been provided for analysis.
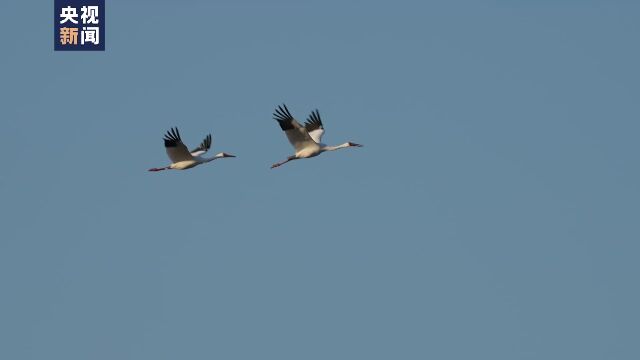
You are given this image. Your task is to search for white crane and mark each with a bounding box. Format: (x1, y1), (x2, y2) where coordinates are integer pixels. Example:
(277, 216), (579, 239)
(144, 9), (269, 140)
(148, 127), (235, 172)
(270, 104), (363, 169)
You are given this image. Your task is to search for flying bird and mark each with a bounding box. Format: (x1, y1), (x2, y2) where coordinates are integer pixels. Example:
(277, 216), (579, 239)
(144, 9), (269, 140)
(148, 127), (235, 172)
(270, 104), (362, 169)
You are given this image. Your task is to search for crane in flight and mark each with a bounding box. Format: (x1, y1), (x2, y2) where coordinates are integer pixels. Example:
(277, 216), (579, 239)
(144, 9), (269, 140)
(270, 104), (363, 169)
(149, 127), (235, 172)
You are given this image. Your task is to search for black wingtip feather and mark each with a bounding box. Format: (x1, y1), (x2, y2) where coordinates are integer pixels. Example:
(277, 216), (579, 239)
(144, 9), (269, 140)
(304, 109), (324, 132)
(163, 127), (182, 147)
(190, 133), (213, 153)
(273, 103), (295, 131)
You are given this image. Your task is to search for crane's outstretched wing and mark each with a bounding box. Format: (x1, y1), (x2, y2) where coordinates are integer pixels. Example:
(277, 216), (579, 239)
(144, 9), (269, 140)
(163, 127), (194, 163)
(304, 109), (325, 144)
(190, 134), (212, 157)
(273, 104), (317, 152)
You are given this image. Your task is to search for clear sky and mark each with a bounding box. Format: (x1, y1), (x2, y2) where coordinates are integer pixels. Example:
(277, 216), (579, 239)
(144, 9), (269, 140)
(1, 1), (639, 359)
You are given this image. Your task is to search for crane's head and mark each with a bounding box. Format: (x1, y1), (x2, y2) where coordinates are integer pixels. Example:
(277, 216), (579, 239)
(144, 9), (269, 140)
(215, 152), (236, 158)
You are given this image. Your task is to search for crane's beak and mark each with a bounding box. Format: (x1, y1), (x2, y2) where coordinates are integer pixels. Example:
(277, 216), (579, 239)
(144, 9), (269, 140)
(224, 153), (236, 158)
(349, 142), (363, 147)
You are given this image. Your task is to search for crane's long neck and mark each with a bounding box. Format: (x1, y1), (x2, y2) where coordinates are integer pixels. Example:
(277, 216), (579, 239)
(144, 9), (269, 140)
(202, 156), (220, 163)
(321, 143), (351, 152)
(202, 152), (233, 163)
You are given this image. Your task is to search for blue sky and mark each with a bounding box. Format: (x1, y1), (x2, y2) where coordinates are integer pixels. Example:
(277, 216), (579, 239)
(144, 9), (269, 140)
(1, 1), (639, 359)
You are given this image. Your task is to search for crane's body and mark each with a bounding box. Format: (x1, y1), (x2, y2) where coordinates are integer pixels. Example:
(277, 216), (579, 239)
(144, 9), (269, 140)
(270, 104), (362, 168)
(149, 127), (235, 172)
(167, 159), (200, 170)
(295, 143), (322, 158)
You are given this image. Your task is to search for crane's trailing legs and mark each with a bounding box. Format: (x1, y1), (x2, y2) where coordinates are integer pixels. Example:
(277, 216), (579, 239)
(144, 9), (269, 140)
(148, 166), (170, 172)
(271, 156), (297, 169)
